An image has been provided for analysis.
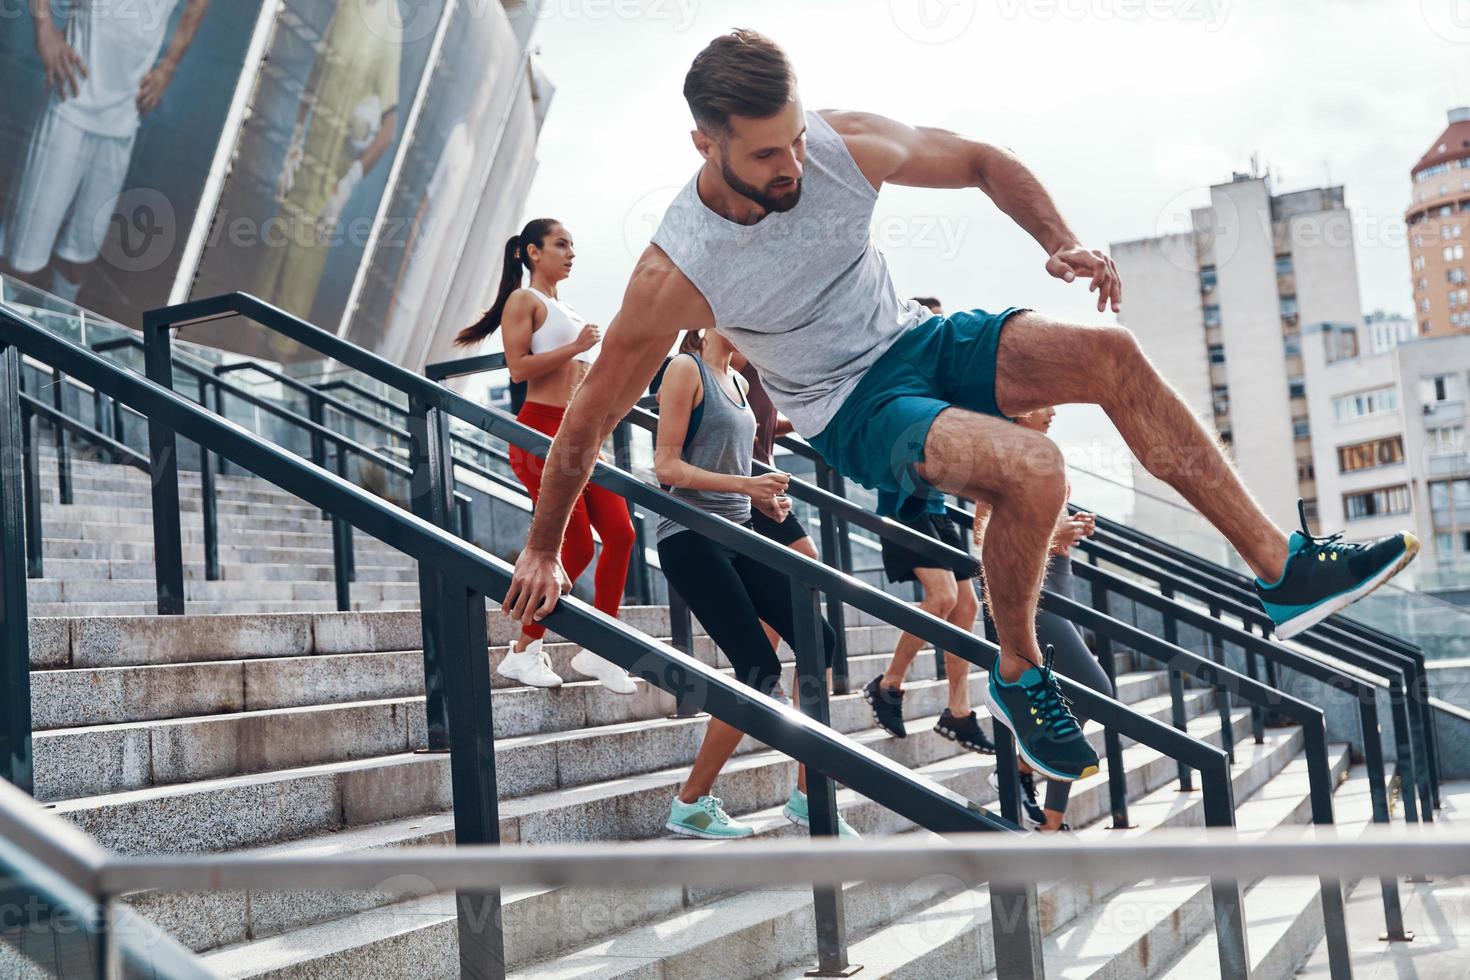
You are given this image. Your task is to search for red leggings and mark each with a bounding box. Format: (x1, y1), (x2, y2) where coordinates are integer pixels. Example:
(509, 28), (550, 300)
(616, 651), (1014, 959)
(508, 401), (636, 640)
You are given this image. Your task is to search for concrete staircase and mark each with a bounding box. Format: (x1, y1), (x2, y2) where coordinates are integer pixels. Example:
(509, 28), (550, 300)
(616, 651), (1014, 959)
(14, 452), (1431, 979)
(28, 454), (419, 617)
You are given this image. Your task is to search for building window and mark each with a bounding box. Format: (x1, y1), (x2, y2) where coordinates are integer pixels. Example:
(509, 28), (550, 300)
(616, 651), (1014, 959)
(1415, 254), (1427, 271)
(1283, 332), (1302, 356)
(1337, 435), (1406, 473)
(1437, 532), (1455, 556)
(1292, 416), (1311, 440)
(1199, 266), (1217, 293)
(1208, 343), (1226, 364)
(1203, 304), (1222, 327)
(1429, 478), (1470, 512)
(1279, 295), (1299, 320)
(1275, 254), (1294, 276)
(1445, 244), (1466, 261)
(1296, 459), (1316, 482)
(1212, 385), (1230, 416)
(1414, 235), (1424, 249)
(1429, 425), (1465, 453)
(1423, 320), (1434, 335)
(1422, 297), (1432, 313)
(1287, 375), (1307, 399)
(1423, 374), (1459, 404)
(1452, 268), (1468, 285)
(1343, 485), (1411, 520)
(1333, 386), (1399, 422)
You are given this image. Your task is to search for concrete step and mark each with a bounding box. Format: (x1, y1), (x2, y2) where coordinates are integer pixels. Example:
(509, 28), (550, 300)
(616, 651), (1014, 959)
(39, 503), (353, 534)
(192, 690), (1234, 975)
(26, 577), (421, 604)
(1160, 763), (1389, 978)
(28, 599), (421, 617)
(36, 537), (414, 566)
(37, 490), (324, 520)
(29, 658), (1168, 803)
(33, 557), (418, 584)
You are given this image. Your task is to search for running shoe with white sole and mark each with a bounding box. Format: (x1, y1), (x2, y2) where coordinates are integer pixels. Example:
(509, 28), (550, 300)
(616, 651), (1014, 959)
(988, 768), (1048, 830)
(569, 649), (637, 695)
(782, 788), (860, 838)
(982, 646), (1099, 782)
(666, 795), (753, 840)
(935, 708), (996, 754)
(496, 639), (562, 688)
(1256, 499), (1418, 640)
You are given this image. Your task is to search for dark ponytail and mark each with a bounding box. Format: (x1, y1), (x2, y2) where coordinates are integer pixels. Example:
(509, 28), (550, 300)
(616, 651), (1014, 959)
(454, 217), (561, 348)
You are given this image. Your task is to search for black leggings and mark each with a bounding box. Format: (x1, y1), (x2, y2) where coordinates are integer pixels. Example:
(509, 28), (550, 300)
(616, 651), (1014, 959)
(658, 528), (836, 697)
(1037, 557), (1115, 813)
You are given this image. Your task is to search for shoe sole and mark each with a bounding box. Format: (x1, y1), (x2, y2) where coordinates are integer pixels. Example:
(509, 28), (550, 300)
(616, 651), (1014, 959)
(933, 723), (996, 755)
(981, 683), (1099, 783)
(861, 685), (907, 738)
(495, 665), (562, 689)
(1272, 534), (1420, 640)
(664, 820), (753, 840)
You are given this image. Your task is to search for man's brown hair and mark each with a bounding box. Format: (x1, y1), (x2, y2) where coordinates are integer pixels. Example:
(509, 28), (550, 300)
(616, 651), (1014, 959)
(683, 30), (796, 138)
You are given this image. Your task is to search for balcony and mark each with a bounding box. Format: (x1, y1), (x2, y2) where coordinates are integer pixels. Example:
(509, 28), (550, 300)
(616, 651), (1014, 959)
(1422, 399), (1466, 426)
(1429, 451), (1470, 478)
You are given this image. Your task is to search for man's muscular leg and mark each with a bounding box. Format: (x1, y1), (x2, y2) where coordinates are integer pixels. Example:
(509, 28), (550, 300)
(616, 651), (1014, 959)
(992, 312), (1289, 583)
(915, 410), (1064, 682)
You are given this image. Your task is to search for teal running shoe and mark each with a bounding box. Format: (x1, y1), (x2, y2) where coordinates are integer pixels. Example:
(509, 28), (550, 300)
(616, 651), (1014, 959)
(982, 646), (1099, 782)
(783, 788), (860, 838)
(665, 795), (753, 840)
(1256, 500), (1418, 640)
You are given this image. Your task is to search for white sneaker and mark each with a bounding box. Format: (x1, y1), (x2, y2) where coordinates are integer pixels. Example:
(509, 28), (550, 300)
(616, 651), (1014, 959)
(497, 639), (563, 688)
(569, 649), (637, 695)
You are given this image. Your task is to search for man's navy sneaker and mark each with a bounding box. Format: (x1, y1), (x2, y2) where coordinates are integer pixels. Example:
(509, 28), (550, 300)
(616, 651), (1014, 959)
(981, 646), (1099, 782)
(863, 676), (907, 738)
(1256, 499), (1418, 640)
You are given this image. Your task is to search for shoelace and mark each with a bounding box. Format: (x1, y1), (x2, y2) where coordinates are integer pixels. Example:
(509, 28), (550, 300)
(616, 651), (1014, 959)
(1025, 646), (1082, 737)
(1292, 498), (1361, 562)
(536, 650), (555, 673)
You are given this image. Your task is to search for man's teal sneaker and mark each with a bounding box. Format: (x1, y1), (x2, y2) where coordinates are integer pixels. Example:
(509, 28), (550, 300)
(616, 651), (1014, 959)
(783, 788), (860, 838)
(982, 646), (1099, 782)
(1256, 500), (1418, 640)
(665, 796), (754, 840)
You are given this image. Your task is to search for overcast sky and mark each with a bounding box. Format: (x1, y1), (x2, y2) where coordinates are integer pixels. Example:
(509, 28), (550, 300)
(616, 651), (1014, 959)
(516, 0), (1470, 501)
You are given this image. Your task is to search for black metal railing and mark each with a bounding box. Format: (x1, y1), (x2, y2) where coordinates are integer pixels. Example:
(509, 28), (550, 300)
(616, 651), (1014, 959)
(0, 301), (1051, 980)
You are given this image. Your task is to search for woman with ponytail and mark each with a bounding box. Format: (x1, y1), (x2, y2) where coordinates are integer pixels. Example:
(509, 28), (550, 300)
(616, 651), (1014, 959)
(456, 219), (636, 695)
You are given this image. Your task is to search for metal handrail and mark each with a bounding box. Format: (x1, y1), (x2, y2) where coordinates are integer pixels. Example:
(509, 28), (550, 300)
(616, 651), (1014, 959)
(1, 301), (1047, 980)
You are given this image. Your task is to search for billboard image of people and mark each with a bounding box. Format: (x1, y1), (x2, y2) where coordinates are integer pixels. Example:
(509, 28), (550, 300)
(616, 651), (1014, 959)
(0, 0), (265, 323)
(190, 0), (447, 359)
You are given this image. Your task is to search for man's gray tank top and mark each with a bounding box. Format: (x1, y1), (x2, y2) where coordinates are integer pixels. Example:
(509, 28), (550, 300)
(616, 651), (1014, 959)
(656, 353), (758, 541)
(651, 110), (931, 437)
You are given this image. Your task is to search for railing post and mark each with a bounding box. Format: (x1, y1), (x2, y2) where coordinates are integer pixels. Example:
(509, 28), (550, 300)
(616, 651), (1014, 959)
(50, 367), (71, 505)
(110, 395), (126, 452)
(612, 421), (651, 605)
(1302, 718), (1352, 979)
(140, 309), (186, 615)
(406, 396), (451, 752)
(196, 376), (220, 582)
(1242, 627), (1265, 744)
(1, 345), (35, 794)
(307, 391), (330, 522)
(1359, 697), (1412, 943)
(21, 403), (42, 579)
(668, 589), (702, 719)
(790, 581), (859, 977)
(438, 578), (506, 980)
(211, 382), (230, 477)
(812, 460), (850, 695)
(990, 881), (1046, 980)
(1090, 584), (1133, 828)
(1207, 603), (1235, 763)
(1159, 587), (1194, 792)
(1200, 760), (1249, 980)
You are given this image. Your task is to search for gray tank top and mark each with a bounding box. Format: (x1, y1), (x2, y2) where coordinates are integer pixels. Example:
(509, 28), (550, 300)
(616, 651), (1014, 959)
(651, 110), (931, 436)
(656, 353), (757, 541)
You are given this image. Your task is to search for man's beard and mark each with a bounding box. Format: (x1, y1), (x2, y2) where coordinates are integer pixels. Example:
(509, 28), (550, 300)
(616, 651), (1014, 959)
(721, 159), (802, 214)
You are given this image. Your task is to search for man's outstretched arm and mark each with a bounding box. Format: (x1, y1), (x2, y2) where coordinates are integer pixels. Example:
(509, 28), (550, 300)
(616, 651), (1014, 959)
(502, 246), (714, 626)
(823, 109), (1121, 313)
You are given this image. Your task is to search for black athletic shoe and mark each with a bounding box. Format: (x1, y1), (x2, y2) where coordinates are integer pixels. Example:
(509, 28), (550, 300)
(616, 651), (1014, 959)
(988, 769), (1047, 829)
(863, 675), (907, 738)
(982, 646), (1099, 782)
(934, 709), (996, 754)
(1256, 499), (1418, 640)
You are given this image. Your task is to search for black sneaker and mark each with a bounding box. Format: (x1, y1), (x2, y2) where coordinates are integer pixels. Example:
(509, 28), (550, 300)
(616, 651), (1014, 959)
(934, 709), (996, 754)
(863, 675), (907, 738)
(982, 647), (1099, 782)
(1256, 499), (1418, 640)
(988, 769), (1047, 828)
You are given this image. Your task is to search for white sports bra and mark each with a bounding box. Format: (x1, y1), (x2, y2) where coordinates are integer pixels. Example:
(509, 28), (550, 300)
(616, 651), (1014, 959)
(525, 286), (600, 364)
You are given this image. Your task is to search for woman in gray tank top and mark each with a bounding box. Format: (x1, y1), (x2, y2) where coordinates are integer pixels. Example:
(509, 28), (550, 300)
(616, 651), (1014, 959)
(654, 329), (855, 841)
